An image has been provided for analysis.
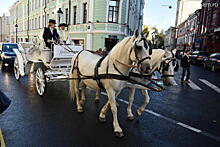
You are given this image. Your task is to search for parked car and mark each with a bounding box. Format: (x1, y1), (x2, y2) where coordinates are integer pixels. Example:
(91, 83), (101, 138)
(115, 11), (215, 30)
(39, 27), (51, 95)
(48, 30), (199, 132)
(0, 43), (18, 70)
(190, 51), (211, 65)
(203, 53), (220, 71)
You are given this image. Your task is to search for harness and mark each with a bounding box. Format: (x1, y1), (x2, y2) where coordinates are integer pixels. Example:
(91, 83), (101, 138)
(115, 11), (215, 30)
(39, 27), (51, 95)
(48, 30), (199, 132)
(159, 56), (179, 78)
(71, 49), (165, 92)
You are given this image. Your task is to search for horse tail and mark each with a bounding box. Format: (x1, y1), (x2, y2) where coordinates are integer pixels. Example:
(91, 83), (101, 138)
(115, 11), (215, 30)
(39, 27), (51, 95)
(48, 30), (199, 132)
(69, 55), (78, 101)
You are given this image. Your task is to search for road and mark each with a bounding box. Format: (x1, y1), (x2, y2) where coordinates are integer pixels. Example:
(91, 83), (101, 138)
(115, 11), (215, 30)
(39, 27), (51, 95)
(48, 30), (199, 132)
(0, 64), (220, 147)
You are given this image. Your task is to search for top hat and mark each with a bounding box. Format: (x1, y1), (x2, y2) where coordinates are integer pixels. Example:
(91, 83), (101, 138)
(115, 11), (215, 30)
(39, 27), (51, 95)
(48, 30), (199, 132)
(58, 23), (68, 27)
(48, 19), (56, 24)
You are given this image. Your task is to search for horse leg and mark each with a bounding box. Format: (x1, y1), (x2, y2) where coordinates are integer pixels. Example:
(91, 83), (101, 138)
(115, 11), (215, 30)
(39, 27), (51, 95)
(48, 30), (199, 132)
(136, 89), (150, 116)
(99, 101), (110, 122)
(99, 91), (120, 122)
(107, 89), (123, 137)
(75, 80), (84, 113)
(95, 90), (101, 103)
(127, 88), (135, 121)
(79, 82), (86, 106)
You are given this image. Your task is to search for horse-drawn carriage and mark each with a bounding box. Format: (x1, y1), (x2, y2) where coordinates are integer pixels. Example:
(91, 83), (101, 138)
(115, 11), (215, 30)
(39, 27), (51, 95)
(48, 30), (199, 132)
(13, 39), (83, 96)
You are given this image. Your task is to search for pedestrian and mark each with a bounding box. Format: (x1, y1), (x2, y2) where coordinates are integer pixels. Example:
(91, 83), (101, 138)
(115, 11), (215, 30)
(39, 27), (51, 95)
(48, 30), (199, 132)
(96, 48), (102, 56)
(180, 50), (191, 83)
(102, 47), (108, 56)
(43, 19), (60, 49)
(58, 23), (73, 45)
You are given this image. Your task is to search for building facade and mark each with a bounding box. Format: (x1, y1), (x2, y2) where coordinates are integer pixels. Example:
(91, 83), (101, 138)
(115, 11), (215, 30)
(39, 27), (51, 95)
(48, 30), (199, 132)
(164, 26), (176, 50)
(175, 0), (202, 26)
(197, 0), (220, 53)
(9, 0), (145, 51)
(0, 14), (10, 42)
(176, 9), (200, 51)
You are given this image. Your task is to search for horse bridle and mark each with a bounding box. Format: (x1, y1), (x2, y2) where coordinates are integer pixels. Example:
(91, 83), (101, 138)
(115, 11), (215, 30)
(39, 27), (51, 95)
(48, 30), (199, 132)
(160, 57), (179, 78)
(131, 39), (152, 66)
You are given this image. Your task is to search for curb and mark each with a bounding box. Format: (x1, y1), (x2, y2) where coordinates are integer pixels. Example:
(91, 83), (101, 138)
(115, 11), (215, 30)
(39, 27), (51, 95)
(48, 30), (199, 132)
(0, 128), (6, 147)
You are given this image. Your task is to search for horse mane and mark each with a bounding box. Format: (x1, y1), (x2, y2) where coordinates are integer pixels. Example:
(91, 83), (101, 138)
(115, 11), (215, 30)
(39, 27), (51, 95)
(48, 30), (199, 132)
(150, 49), (166, 72)
(109, 37), (133, 56)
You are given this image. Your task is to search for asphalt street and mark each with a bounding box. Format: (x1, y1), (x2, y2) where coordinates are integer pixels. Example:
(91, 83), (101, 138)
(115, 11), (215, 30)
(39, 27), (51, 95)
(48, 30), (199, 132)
(0, 64), (220, 147)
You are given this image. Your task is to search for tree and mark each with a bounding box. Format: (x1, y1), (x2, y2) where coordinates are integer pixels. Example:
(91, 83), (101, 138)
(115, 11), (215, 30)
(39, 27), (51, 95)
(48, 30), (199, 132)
(151, 27), (165, 49)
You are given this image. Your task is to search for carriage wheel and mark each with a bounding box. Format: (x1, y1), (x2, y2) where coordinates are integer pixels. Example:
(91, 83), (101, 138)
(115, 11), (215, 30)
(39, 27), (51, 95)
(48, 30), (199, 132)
(35, 67), (46, 96)
(14, 57), (20, 80)
(0, 59), (5, 71)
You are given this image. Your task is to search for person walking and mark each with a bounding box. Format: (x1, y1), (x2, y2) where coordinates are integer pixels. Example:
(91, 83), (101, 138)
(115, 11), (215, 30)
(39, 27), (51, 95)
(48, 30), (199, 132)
(181, 50), (191, 83)
(43, 19), (60, 49)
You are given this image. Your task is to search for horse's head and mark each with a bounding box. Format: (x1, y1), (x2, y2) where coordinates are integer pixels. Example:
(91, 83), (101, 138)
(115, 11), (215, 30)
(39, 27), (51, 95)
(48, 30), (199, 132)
(161, 49), (178, 86)
(129, 30), (152, 74)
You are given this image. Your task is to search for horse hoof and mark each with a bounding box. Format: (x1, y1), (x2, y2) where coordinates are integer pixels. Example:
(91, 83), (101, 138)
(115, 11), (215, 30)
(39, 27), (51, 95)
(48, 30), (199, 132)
(136, 109), (142, 116)
(128, 116), (134, 121)
(77, 108), (84, 113)
(99, 117), (106, 122)
(95, 99), (100, 103)
(80, 100), (85, 106)
(116, 102), (120, 107)
(115, 132), (124, 138)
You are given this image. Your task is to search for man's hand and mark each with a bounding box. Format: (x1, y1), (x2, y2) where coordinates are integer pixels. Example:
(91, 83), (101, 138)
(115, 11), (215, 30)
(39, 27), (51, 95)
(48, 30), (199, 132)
(47, 39), (52, 43)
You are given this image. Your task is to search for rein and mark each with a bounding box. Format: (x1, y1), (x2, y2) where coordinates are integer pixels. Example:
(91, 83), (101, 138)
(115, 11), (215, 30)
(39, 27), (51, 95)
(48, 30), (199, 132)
(70, 50), (165, 92)
(115, 59), (138, 68)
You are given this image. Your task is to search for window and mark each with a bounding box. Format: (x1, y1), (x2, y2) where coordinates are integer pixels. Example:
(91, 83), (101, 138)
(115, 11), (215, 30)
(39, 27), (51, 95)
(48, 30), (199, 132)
(42, 15), (45, 28)
(47, 14), (49, 23)
(35, 18), (37, 29)
(108, 0), (119, 23)
(39, 16), (41, 28)
(73, 6), (77, 25)
(83, 3), (87, 24)
(65, 8), (69, 24)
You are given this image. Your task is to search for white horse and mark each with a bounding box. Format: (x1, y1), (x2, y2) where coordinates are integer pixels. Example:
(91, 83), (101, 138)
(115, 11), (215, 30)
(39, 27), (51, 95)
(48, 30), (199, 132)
(95, 49), (178, 120)
(69, 30), (152, 137)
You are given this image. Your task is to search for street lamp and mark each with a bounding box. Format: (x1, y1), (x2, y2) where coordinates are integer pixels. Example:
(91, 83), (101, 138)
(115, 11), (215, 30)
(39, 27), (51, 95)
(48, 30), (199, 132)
(15, 24), (18, 43)
(57, 8), (63, 25)
(161, 5), (172, 9)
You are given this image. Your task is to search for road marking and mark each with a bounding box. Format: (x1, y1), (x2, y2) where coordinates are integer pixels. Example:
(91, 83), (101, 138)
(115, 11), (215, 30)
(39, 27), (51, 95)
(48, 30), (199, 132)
(177, 122), (202, 133)
(187, 80), (202, 90)
(0, 128), (6, 147)
(199, 79), (220, 94)
(100, 92), (220, 142)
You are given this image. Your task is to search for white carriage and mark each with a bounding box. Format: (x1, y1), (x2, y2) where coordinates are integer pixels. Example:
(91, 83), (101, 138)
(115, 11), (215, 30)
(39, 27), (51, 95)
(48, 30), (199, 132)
(13, 40), (83, 96)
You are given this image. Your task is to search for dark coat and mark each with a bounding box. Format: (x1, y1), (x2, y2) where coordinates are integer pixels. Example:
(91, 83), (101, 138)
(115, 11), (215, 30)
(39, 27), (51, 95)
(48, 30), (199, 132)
(42, 27), (60, 48)
(181, 55), (190, 67)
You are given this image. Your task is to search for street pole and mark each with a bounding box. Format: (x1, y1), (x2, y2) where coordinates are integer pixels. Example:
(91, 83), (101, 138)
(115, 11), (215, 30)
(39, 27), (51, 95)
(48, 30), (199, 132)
(15, 24), (18, 43)
(0, 17), (2, 42)
(27, 0), (30, 41)
(57, 8), (63, 25)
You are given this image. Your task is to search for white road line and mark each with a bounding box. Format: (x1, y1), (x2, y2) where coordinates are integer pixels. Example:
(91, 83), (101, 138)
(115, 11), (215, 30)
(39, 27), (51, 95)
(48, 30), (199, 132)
(177, 122), (202, 133)
(100, 92), (220, 142)
(199, 79), (220, 94)
(187, 80), (202, 90)
(144, 109), (161, 117)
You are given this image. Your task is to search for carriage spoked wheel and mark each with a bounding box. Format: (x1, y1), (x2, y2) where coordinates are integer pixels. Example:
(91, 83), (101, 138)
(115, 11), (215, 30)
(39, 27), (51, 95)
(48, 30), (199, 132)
(35, 67), (46, 96)
(14, 57), (20, 80)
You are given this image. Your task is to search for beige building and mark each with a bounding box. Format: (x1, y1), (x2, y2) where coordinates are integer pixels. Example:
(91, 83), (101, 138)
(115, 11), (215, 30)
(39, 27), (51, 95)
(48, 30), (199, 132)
(0, 14), (10, 42)
(164, 27), (176, 50)
(175, 0), (202, 26)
